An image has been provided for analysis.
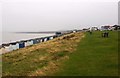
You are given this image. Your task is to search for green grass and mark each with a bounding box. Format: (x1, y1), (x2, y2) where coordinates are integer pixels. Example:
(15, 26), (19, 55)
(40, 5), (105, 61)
(2, 49), (48, 76)
(54, 31), (118, 76)
(2, 32), (82, 76)
(2, 31), (118, 76)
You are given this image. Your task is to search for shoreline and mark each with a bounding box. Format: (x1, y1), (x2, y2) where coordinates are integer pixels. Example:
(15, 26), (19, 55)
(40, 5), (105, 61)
(1, 30), (79, 54)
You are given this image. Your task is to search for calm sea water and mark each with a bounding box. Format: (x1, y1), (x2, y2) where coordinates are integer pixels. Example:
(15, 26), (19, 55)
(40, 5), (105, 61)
(1, 32), (55, 45)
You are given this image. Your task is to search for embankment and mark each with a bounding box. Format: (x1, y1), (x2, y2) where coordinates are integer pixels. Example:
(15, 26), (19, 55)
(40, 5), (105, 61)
(2, 32), (85, 76)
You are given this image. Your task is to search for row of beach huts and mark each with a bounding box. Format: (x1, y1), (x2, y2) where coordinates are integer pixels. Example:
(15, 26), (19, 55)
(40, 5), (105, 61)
(0, 30), (78, 54)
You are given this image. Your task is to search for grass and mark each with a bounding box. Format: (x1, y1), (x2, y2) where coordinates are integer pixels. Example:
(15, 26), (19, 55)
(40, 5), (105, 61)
(2, 31), (118, 76)
(2, 32), (84, 76)
(54, 31), (118, 76)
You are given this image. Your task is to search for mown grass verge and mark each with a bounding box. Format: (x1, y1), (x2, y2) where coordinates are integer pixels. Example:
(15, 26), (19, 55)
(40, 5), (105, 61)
(54, 31), (118, 76)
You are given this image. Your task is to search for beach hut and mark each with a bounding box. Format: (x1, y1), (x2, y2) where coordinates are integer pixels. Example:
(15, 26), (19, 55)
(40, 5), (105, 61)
(24, 40), (33, 47)
(50, 36), (53, 40)
(44, 37), (47, 42)
(25, 40), (29, 47)
(40, 38), (44, 42)
(9, 44), (14, 51)
(30, 40), (33, 45)
(19, 41), (25, 48)
(9, 42), (19, 51)
(33, 39), (38, 44)
(36, 38), (40, 43)
(16, 43), (19, 50)
(40, 38), (43, 42)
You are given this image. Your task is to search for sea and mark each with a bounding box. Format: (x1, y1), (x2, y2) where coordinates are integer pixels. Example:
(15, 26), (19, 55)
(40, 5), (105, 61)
(1, 32), (55, 45)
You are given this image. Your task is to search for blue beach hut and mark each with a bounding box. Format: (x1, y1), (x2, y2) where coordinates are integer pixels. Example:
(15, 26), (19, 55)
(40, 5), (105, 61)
(32, 39), (38, 44)
(36, 38), (40, 43)
(19, 41), (25, 48)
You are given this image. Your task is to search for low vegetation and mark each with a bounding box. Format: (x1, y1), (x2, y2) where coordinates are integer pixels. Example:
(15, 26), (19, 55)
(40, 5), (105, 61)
(2, 31), (118, 76)
(2, 32), (84, 76)
(54, 31), (118, 76)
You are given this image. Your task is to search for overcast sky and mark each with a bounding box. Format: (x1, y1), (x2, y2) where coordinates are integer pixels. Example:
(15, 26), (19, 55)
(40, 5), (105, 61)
(0, 0), (119, 32)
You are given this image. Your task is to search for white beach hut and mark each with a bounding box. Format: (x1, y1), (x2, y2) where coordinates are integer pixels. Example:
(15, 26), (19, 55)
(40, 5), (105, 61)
(9, 42), (19, 51)
(44, 38), (47, 42)
(12, 43), (19, 50)
(50, 36), (53, 40)
(16, 43), (19, 50)
(25, 41), (30, 47)
(24, 40), (32, 47)
(9, 44), (14, 51)
(40, 38), (43, 42)
(29, 40), (33, 45)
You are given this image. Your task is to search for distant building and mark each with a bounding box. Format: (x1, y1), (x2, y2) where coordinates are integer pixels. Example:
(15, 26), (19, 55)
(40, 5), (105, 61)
(72, 29), (78, 33)
(82, 28), (89, 31)
(90, 27), (99, 31)
(112, 25), (120, 30)
(55, 32), (62, 35)
(100, 26), (111, 31)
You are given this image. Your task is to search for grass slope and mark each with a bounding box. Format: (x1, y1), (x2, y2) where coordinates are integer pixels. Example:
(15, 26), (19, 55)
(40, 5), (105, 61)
(2, 31), (118, 76)
(2, 32), (84, 76)
(54, 31), (118, 76)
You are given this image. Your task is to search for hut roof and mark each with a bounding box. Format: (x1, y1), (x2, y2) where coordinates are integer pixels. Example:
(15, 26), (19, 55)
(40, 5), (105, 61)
(9, 42), (17, 45)
(2, 43), (10, 46)
(113, 25), (120, 27)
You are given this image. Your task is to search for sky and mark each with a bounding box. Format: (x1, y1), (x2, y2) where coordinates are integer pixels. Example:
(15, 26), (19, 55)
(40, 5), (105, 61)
(0, 0), (119, 32)
(118, 1), (120, 25)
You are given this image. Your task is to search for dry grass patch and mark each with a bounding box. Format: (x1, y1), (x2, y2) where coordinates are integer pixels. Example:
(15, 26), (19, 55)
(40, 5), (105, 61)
(2, 32), (85, 76)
